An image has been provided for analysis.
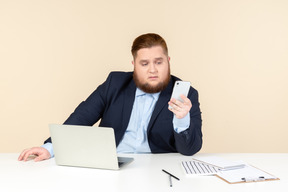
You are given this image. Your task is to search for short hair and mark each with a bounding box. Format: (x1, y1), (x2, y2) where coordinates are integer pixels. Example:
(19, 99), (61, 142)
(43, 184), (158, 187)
(131, 33), (168, 59)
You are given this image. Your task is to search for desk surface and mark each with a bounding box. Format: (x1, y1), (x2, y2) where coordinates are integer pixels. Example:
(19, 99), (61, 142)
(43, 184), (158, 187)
(0, 153), (287, 192)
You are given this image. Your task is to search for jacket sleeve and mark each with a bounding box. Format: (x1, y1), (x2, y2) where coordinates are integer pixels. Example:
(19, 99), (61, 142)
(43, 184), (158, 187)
(173, 88), (203, 156)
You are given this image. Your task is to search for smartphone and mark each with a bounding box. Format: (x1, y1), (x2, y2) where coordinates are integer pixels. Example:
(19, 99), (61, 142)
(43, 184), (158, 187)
(169, 81), (191, 109)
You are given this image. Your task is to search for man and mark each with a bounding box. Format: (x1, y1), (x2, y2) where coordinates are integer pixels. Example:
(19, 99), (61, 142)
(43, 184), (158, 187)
(18, 33), (202, 162)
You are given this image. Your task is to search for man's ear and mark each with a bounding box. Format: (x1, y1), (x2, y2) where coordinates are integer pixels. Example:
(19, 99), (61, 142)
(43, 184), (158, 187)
(132, 60), (134, 66)
(168, 56), (171, 62)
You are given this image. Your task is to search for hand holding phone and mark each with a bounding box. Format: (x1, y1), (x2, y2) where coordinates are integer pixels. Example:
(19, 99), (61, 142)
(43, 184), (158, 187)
(169, 81), (190, 110)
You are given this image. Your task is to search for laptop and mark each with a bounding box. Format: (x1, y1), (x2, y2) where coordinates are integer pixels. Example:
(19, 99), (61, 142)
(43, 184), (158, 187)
(49, 124), (134, 170)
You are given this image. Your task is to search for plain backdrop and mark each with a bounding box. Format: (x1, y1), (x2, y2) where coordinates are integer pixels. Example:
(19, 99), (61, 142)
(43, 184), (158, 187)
(1, 0), (287, 153)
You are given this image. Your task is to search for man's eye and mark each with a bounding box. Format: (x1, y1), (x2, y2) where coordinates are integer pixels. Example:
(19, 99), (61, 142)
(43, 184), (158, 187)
(155, 61), (162, 65)
(141, 63), (148, 66)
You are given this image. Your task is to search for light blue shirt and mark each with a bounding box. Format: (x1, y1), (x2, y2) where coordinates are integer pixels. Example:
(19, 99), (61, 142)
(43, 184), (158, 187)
(42, 88), (190, 157)
(117, 88), (160, 153)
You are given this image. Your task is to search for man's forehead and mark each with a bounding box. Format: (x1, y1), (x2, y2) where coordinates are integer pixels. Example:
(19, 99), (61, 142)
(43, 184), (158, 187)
(139, 57), (164, 62)
(137, 45), (165, 53)
(135, 46), (167, 60)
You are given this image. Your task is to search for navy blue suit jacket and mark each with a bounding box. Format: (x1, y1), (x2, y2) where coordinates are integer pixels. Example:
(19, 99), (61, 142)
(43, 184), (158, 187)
(45, 72), (202, 155)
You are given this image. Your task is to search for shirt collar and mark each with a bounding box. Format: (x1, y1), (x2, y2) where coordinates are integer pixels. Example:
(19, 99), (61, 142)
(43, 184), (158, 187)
(136, 88), (161, 100)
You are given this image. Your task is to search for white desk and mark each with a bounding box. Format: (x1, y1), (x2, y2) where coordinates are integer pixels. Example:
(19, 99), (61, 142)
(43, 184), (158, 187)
(0, 153), (287, 192)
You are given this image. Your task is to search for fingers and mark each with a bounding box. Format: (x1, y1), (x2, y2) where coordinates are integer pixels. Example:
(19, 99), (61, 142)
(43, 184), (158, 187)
(34, 152), (50, 162)
(180, 95), (192, 106)
(18, 148), (31, 161)
(169, 95), (191, 110)
(169, 101), (182, 112)
(168, 95), (192, 119)
(18, 148), (37, 161)
(168, 98), (182, 111)
(18, 147), (50, 162)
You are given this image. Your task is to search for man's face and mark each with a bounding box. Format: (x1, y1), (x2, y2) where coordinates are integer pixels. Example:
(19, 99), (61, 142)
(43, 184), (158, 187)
(132, 46), (171, 93)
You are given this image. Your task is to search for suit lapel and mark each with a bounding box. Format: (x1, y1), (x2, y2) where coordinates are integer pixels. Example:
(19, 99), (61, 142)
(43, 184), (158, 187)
(122, 80), (136, 131)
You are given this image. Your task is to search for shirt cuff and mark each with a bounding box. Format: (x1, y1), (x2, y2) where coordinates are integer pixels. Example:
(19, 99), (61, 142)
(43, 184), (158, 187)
(173, 112), (190, 133)
(41, 142), (54, 158)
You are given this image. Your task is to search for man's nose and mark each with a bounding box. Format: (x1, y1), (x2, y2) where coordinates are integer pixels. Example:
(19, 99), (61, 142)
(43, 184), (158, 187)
(149, 64), (157, 73)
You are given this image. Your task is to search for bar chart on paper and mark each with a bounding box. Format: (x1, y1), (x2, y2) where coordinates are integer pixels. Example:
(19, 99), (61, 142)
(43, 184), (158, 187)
(181, 160), (220, 175)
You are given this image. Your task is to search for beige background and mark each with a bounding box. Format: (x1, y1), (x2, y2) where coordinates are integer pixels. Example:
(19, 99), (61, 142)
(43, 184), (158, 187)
(1, 0), (287, 153)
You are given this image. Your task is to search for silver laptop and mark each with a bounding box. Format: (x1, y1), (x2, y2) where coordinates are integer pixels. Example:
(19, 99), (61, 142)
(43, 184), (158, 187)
(49, 124), (134, 170)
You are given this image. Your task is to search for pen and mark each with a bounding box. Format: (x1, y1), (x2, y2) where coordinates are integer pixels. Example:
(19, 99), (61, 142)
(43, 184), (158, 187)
(162, 169), (180, 181)
(169, 175), (172, 187)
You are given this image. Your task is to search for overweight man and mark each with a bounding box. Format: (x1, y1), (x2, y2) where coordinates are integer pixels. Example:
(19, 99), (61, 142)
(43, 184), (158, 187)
(18, 33), (202, 162)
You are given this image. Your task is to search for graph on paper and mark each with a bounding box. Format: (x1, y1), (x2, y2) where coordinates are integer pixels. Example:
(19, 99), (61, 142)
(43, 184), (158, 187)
(181, 160), (220, 175)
